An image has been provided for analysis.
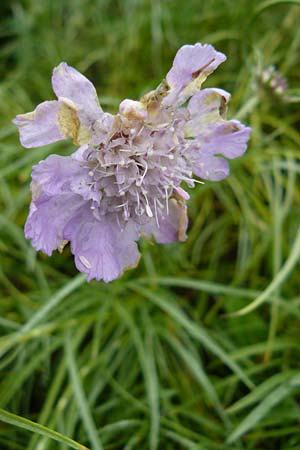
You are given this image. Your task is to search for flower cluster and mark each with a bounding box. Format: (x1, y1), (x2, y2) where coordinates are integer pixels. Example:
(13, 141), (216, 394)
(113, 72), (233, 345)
(13, 43), (251, 282)
(261, 65), (287, 96)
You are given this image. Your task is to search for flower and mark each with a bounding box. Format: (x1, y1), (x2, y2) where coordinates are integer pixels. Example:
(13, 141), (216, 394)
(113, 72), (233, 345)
(13, 43), (251, 282)
(260, 65), (287, 96)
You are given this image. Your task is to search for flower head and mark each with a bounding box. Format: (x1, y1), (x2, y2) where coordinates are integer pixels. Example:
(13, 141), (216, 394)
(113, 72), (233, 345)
(13, 43), (251, 282)
(260, 65), (288, 96)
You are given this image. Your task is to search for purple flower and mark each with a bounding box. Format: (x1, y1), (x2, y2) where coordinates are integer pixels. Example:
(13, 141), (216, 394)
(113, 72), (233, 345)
(13, 43), (251, 282)
(261, 65), (288, 96)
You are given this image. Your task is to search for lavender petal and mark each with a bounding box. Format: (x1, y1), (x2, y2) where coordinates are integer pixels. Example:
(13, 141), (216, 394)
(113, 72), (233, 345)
(164, 43), (226, 106)
(13, 101), (64, 148)
(64, 209), (140, 282)
(25, 193), (84, 256)
(52, 62), (103, 125)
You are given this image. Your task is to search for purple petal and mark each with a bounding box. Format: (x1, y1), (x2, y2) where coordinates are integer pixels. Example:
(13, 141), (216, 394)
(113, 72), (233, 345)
(195, 120), (251, 159)
(52, 63), (103, 125)
(64, 209), (140, 282)
(205, 121), (251, 159)
(71, 144), (90, 161)
(141, 198), (188, 243)
(187, 88), (230, 122)
(31, 153), (101, 204)
(90, 113), (115, 145)
(25, 193), (84, 256)
(167, 44), (226, 90)
(192, 155), (230, 181)
(174, 186), (190, 201)
(13, 101), (65, 148)
(164, 43), (226, 106)
(31, 154), (84, 197)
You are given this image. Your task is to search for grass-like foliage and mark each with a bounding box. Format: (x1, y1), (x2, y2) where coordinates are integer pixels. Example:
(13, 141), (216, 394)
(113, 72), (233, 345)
(1, 0), (300, 449)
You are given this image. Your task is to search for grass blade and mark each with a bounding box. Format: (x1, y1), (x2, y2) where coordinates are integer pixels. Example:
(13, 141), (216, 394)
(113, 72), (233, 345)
(0, 408), (89, 450)
(130, 284), (254, 390)
(64, 331), (103, 450)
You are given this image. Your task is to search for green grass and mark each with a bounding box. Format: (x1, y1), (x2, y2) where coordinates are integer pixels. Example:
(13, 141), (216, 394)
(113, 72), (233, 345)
(1, 0), (300, 449)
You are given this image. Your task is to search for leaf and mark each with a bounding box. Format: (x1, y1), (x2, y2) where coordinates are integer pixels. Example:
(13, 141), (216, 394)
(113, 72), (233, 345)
(0, 408), (89, 450)
(64, 331), (104, 450)
(130, 284), (254, 390)
(227, 376), (300, 443)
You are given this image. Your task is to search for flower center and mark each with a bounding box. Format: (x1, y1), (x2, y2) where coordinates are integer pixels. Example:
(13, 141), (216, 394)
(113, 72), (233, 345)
(85, 112), (199, 225)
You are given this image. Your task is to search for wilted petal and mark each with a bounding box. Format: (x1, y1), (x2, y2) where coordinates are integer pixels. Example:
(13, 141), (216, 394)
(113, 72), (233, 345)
(185, 88), (230, 136)
(119, 99), (148, 121)
(174, 186), (190, 201)
(185, 91), (251, 181)
(164, 43), (226, 106)
(64, 209), (140, 282)
(52, 62), (103, 124)
(25, 193), (84, 256)
(141, 197), (188, 243)
(13, 101), (64, 148)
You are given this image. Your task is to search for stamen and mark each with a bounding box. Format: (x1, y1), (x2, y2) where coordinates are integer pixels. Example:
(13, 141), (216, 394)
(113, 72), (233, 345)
(116, 213), (123, 231)
(123, 203), (130, 220)
(136, 125), (145, 137)
(115, 201), (128, 209)
(156, 198), (164, 209)
(143, 192), (153, 217)
(165, 186), (169, 215)
(154, 198), (159, 227)
(138, 161), (148, 186)
(145, 204), (153, 217)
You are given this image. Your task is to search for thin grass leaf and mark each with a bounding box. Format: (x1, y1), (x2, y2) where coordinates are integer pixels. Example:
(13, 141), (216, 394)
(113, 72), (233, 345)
(254, 0), (300, 17)
(229, 226), (300, 316)
(0, 408), (89, 450)
(0, 273), (86, 359)
(130, 284), (255, 389)
(64, 331), (103, 450)
(227, 376), (300, 443)
(115, 303), (160, 450)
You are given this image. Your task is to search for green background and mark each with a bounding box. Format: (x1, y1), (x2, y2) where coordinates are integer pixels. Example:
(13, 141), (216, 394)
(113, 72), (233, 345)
(1, 0), (300, 449)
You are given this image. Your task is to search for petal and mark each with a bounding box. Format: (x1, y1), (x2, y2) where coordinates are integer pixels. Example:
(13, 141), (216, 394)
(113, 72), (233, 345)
(25, 193), (84, 256)
(31, 153), (102, 204)
(90, 112), (114, 145)
(13, 101), (65, 148)
(57, 98), (97, 146)
(71, 144), (90, 161)
(52, 63), (103, 124)
(141, 197), (188, 243)
(31, 154), (84, 198)
(200, 121), (252, 159)
(173, 186), (190, 201)
(185, 88), (230, 136)
(119, 99), (148, 121)
(64, 210), (140, 282)
(164, 43), (226, 106)
(192, 155), (230, 181)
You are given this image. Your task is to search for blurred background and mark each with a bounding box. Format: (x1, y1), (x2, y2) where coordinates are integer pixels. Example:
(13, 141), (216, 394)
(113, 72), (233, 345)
(1, 0), (300, 449)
